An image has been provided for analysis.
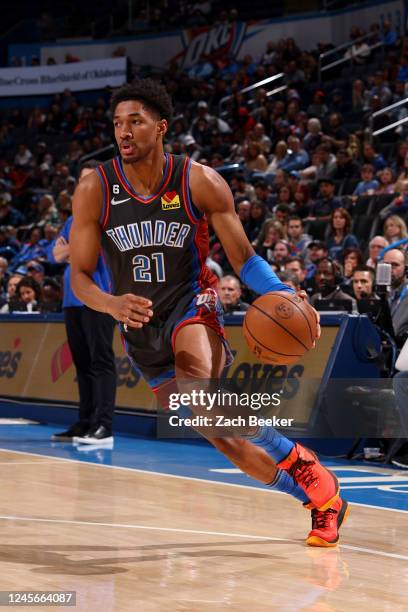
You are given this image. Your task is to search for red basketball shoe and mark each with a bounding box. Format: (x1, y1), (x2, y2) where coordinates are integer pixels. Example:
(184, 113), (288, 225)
(306, 497), (350, 547)
(277, 443), (339, 511)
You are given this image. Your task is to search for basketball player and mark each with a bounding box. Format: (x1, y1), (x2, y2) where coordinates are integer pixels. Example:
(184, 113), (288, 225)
(70, 80), (348, 547)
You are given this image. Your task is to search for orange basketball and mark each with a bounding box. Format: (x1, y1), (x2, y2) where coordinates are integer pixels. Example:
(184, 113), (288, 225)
(243, 291), (318, 365)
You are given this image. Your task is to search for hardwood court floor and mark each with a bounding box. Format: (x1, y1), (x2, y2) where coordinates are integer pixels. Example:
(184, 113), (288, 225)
(0, 450), (406, 611)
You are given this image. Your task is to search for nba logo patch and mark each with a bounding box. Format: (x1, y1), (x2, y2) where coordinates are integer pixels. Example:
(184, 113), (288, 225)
(161, 191), (181, 210)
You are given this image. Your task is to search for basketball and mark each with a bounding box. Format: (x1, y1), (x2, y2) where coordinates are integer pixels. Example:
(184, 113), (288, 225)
(243, 291), (318, 365)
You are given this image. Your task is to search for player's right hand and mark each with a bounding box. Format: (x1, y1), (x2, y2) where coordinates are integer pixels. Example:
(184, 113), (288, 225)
(106, 294), (153, 328)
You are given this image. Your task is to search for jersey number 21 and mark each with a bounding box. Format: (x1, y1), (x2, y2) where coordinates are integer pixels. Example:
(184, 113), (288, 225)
(132, 253), (166, 282)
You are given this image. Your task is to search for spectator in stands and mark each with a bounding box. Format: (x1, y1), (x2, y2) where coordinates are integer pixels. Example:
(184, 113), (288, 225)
(376, 167), (396, 194)
(265, 141), (288, 176)
(327, 208), (359, 261)
(383, 215), (408, 244)
(362, 142), (386, 172)
(284, 257), (307, 289)
(303, 118), (323, 152)
(217, 275), (249, 313)
(14, 143), (33, 168)
(10, 227), (47, 270)
(26, 261), (45, 286)
(0, 273), (23, 312)
(0, 225), (19, 261)
(254, 181), (274, 209)
(277, 271), (301, 292)
(352, 266), (377, 300)
(382, 20), (398, 48)
(397, 54), (408, 83)
(307, 90), (328, 120)
(304, 240), (329, 280)
(287, 215), (311, 257)
(272, 240), (291, 268)
(379, 180), (408, 219)
(343, 247), (365, 287)
(243, 141), (268, 175)
(247, 200), (271, 244)
(274, 185), (295, 210)
(281, 136), (309, 172)
(42, 277), (62, 311)
(369, 71), (393, 107)
(351, 79), (371, 113)
(311, 258), (357, 310)
(0, 193), (25, 227)
(383, 249), (408, 346)
(331, 148), (360, 181)
(306, 177), (341, 225)
(236, 200), (251, 229)
(366, 235), (389, 267)
(324, 113), (349, 151)
(393, 146), (408, 181)
(344, 37), (370, 65)
(254, 219), (286, 261)
(353, 164), (380, 196)
(0, 256), (8, 304)
(252, 123), (272, 155)
(230, 173), (256, 202)
(14, 276), (42, 312)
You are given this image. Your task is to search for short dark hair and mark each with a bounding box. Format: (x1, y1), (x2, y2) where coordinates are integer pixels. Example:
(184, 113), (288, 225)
(278, 271), (300, 288)
(110, 79), (174, 123)
(352, 265), (375, 281)
(285, 256), (306, 270)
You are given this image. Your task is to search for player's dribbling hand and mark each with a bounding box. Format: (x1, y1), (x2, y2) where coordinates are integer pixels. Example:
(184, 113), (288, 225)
(106, 294), (153, 329)
(297, 289), (321, 347)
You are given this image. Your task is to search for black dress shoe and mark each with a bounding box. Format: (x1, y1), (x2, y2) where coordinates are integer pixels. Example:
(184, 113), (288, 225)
(51, 423), (89, 441)
(74, 425), (113, 445)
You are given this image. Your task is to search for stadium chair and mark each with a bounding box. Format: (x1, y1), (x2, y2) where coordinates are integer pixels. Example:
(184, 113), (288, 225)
(352, 195), (374, 215)
(352, 214), (375, 242)
(368, 194), (395, 215)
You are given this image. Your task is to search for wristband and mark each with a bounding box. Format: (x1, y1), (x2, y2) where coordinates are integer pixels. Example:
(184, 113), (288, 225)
(240, 254), (295, 296)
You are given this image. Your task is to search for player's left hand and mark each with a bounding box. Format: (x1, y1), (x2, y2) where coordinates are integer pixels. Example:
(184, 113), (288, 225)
(297, 289), (321, 347)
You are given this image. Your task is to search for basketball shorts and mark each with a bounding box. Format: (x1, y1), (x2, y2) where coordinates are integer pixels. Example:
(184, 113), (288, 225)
(121, 287), (233, 394)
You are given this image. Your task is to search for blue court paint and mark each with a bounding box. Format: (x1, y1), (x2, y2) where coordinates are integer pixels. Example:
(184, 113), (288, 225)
(0, 424), (407, 512)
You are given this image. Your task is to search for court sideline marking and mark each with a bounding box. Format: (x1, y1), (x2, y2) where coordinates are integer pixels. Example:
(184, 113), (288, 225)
(0, 514), (406, 562)
(0, 447), (407, 516)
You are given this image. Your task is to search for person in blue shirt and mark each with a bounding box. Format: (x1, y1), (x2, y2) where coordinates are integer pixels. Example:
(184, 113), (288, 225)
(353, 164), (380, 197)
(51, 160), (117, 445)
(327, 207), (360, 261)
(383, 20), (398, 47)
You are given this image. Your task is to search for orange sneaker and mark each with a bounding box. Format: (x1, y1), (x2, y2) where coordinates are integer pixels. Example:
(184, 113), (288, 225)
(306, 497), (350, 547)
(277, 443), (339, 511)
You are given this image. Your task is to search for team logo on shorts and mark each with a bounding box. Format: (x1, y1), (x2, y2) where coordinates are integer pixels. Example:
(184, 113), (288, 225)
(275, 303), (293, 319)
(161, 191), (181, 210)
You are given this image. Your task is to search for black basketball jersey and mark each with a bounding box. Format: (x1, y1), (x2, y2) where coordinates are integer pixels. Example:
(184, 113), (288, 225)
(96, 154), (217, 317)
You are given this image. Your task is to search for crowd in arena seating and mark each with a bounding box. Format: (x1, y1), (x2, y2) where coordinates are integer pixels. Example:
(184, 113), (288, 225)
(0, 21), (407, 349)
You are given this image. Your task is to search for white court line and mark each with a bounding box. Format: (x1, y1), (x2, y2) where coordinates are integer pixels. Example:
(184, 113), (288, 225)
(0, 447), (407, 515)
(0, 462), (64, 466)
(0, 514), (407, 562)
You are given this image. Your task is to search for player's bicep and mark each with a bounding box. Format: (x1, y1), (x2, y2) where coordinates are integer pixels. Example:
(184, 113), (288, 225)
(191, 164), (254, 272)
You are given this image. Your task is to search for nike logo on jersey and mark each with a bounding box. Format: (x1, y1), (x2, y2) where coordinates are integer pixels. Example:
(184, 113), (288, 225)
(111, 196), (131, 205)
